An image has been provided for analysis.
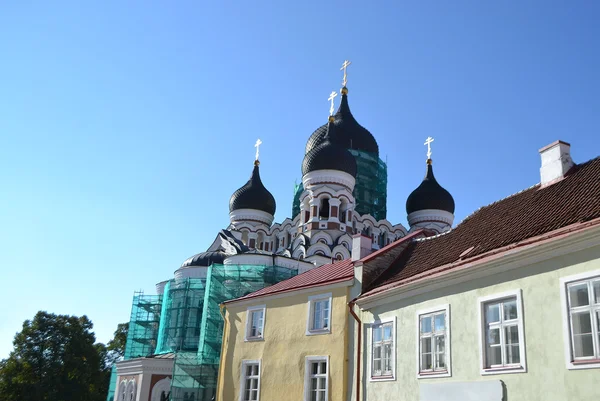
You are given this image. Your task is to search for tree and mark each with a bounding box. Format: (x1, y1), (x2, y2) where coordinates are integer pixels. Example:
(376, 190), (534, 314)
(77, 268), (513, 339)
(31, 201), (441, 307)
(106, 322), (128, 365)
(0, 311), (109, 401)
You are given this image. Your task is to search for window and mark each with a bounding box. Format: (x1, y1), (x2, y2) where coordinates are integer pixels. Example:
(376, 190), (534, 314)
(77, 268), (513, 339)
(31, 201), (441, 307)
(478, 290), (526, 374)
(417, 305), (450, 378)
(239, 360), (261, 401)
(560, 270), (600, 369)
(306, 294), (332, 335)
(370, 318), (395, 380)
(245, 305), (266, 341)
(304, 356), (328, 401)
(319, 198), (330, 219)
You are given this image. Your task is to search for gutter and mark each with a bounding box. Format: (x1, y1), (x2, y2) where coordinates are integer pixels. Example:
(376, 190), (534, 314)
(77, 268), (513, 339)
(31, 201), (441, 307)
(348, 298), (361, 401)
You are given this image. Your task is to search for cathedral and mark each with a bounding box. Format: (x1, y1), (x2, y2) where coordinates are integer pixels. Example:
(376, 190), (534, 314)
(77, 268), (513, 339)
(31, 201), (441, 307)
(110, 62), (455, 401)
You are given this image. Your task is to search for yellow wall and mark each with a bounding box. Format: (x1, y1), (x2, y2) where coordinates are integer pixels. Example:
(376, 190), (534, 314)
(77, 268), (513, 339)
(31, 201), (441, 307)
(218, 285), (350, 401)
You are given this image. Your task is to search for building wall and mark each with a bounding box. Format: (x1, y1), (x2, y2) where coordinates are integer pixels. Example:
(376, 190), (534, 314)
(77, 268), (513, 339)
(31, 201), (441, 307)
(360, 244), (600, 401)
(218, 285), (350, 401)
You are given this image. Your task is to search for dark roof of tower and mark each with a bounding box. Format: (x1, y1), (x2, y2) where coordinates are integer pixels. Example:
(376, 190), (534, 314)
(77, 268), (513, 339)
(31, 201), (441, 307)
(302, 119), (357, 177)
(406, 161), (455, 215)
(305, 88), (379, 156)
(229, 162), (276, 215)
(181, 251), (226, 268)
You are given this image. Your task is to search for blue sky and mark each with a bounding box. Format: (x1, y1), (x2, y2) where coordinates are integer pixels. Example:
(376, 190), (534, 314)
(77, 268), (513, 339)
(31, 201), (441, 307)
(0, 1), (599, 357)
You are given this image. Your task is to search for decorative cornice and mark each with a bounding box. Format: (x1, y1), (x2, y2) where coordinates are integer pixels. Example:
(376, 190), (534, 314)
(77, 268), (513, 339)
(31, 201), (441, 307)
(407, 209), (454, 226)
(303, 169), (356, 191)
(230, 208), (274, 226)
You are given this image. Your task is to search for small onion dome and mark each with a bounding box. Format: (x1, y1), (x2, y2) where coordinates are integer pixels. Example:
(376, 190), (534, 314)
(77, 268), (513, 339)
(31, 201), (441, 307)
(406, 160), (455, 215)
(229, 161), (276, 215)
(181, 251), (226, 268)
(302, 117), (357, 177)
(305, 87), (379, 156)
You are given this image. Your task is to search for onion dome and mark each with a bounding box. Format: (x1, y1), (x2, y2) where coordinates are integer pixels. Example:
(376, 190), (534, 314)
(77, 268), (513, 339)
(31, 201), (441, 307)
(305, 87), (379, 156)
(406, 160), (455, 215)
(229, 161), (276, 215)
(181, 251), (225, 268)
(302, 117), (357, 177)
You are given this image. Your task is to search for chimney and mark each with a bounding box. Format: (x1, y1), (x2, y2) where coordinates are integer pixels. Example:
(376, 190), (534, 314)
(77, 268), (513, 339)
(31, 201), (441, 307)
(352, 234), (372, 261)
(539, 140), (574, 186)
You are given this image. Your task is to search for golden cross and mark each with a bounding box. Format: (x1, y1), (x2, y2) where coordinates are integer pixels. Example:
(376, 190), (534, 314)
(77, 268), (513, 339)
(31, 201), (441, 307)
(254, 138), (262, 161)
(340, 60), (352, 87)
(328, 91), (338, 116)
(424, 136), (434, 160)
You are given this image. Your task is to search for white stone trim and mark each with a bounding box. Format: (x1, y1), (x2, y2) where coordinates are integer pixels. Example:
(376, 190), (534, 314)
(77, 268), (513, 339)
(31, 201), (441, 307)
(331, 245), (351, 260)
(367, 316), (397, 382)
(174, 266), (209, 280)
(306, 293), (333, 336)
(311, 231), (334, 246)
(230, 208), (274, 225)
(303, 169), (356, 191)
(150, 377), (171, 401)
(408, 209), (454, 226)
(415, 304), (451, 379)
(245, 304), (266, 342)
(477, 289), (527, 375)
(559, 268), (600, 370)
(307, 242), (331, 257)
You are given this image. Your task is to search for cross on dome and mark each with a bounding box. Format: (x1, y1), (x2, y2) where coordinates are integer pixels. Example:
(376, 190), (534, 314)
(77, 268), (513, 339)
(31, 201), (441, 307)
(340, 60), (352, 87)
(424, 136), (434, 160)
(328, 91), (338, 116)
(254, 139), (262, 161)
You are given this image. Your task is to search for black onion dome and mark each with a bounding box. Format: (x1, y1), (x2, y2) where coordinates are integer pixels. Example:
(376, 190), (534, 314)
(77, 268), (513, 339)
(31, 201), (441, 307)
(302, 119), (357, 177)
(406, 162), (455, 215)
(181, 251), (225, 268)
(229, 163), (276, 215)
(305, 88), (379, 156)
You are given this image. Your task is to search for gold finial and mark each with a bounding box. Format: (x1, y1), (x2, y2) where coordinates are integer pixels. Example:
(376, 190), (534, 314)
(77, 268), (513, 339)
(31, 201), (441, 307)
(328, 91), (338, 116)
(254, 138), (262, 162)
(424, 136), (434, 162)
(340, 60), (352, 87)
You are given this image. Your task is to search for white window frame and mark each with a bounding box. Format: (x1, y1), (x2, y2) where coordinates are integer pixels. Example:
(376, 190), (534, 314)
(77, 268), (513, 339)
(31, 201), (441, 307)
(239, 359), (261, 401)
(306, 293), (332, 335)
(244, 305), (266, 342)
(369, 317), (396, 381)
(416, 304), (451, 378)
(478, 289), (527, 375)
(303, 356), (329, 401)
(560, 269), (600, 370)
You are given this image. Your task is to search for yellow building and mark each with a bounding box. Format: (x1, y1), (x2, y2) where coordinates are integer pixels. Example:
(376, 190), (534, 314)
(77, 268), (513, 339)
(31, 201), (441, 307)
(217, 259), (355, 401)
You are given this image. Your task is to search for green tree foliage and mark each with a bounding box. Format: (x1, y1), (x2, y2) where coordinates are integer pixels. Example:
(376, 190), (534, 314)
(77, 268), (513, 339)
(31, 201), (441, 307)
(106, 322), (128, 364)
(0, 311), (110, 401)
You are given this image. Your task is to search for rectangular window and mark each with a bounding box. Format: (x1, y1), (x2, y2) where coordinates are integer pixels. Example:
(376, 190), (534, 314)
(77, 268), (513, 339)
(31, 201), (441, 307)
(245, 305), (266, 341)
(561, 272), (600, 369)
(417, 305), (450, 377)
(306, 294), (332, 335)
(240, 360), (261, 401)
(479, 290), (526, 374)
(304, 357), (328, 401)
(370, 319), (395, 380)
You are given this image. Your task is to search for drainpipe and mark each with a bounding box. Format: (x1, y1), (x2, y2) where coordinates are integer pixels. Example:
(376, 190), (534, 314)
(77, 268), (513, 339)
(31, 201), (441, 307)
(348, 299), (361, 401)
(216, 303), (228, 401)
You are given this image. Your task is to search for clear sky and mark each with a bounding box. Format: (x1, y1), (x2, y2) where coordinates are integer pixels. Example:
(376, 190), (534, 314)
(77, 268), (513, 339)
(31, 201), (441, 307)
(1, 1), (599, 358)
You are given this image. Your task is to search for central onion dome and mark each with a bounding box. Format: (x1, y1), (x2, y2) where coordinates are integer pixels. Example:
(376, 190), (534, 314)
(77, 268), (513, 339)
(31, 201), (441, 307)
(229, 161), (276, 215)
(180, 251), (225, 268)
(302, 116), (357, 177)
(406, 160), (455, 215)
(305, 87), (379, 156)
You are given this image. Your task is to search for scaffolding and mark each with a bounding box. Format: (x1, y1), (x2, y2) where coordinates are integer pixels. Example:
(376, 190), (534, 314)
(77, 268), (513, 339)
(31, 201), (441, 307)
(291, 182), (304, 220)
(350, 149), (388, 221)
(105, 365), (117, 401)
(124, 292), (163, 360)
(169, 264), (297, 401)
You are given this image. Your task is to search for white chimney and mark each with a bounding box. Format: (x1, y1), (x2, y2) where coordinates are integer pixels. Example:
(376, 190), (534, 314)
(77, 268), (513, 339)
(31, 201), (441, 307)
(352, 234), (373, 261)
(539, 140), (574, 186)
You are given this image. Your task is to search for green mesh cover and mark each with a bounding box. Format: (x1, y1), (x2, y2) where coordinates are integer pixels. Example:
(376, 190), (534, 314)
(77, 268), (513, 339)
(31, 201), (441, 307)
(123, 292), (162, 360)
(291, 182), (304, 219)
(105, 365), (118, 401)
(349, 149), (388, 221)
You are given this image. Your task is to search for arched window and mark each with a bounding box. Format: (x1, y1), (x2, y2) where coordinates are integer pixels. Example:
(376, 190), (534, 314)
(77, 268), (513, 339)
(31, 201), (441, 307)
(257, 232), (265, 250)
(120, 381), (127, 401)
(335, 253), (343, 261)
(339, 200), (347, 223)
(241, 230), (249, 246)
(319, 198), (330, 219)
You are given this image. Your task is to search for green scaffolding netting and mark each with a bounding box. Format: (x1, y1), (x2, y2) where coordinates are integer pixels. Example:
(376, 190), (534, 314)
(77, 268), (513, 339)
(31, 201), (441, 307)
(292, 149), (388, 221)
(124, 293), (163, 360)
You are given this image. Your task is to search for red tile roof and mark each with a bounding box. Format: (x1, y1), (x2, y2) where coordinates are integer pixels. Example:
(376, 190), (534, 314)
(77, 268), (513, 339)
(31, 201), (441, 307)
(225, 259), (355, 303)
(362, 157), (600, 298)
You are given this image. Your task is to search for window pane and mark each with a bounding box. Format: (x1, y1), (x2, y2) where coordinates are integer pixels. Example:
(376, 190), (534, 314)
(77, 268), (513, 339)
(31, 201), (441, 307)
(505, 325), (519, 345)
(503, 300), (518, 320)
(594, 281), (600, 304)
(320, 362), (327, 374)
(373, 326), (382, 342)
(245, 379), (252, 391)
(252, 364), (259, 376)
(246, 365), (253, 376)
(383, 343), (392, 371)
(373, 359), (381, 373)
(487, 345), (501, 366)
(421, 337), (432, 353)
(318, 377), (326, 390)
(506, 344), (520, 364)
(569, 283), (589, 307)
(245, 389), (251, 401)
(383, 324), (392, 340)
(572, 312), (592, 335)
(573, 334), (594, 358)
(373, 345), (381, 359)
(487, 327), (500, 345)
(421, 352), (432, 370)
(486, 303), (500, 323)
(434, 313), (445, 332)
(318, 390), (325, 401)
(312, 362), (318, 375)
(435, 335), (445, 353)
(436, 351), (446, 369)
(421, 317), (432, 334)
